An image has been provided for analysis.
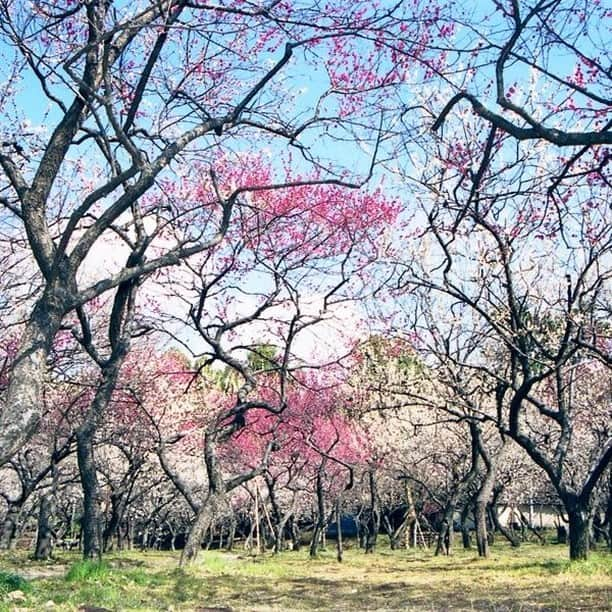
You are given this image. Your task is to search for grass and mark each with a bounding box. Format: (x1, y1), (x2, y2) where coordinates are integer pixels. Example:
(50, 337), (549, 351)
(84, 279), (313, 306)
(65, 560), (112, 582)
(0, 541), (610, 611)
(0, 570), (31, 596)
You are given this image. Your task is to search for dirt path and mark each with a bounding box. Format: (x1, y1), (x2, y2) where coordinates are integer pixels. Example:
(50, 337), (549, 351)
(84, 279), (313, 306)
(18, 565), (67, 580)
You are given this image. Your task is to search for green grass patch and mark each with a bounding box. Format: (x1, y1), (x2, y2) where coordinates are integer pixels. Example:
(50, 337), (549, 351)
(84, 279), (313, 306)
(0, 570), (30, 594)
(65, 559), (111, 582)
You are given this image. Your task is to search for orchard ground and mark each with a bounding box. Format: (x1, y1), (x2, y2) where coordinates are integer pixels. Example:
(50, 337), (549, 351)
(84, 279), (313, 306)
(0, 541), (610, 611)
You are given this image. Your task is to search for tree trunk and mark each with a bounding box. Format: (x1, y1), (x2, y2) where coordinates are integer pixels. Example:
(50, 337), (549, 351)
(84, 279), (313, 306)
(265, 476), (294, 554)
(206, 524), (215, 550)
(289, 517), (301, 551)
(606, 471), (612, 553)
(309, 464), (327, 558)
(475, 474), (496, 557)
(354, 511), (366, 549)
(459, 502), (472, 549)
(77, 327), (130, 560)
(490, 486), (520, 547)
(365, 469), (380, 554)
(181, 424), (268, 563)
(436, 422), (482, 556)
(126, 516), (134, 550)
(0, 298), (65, 466)
(518, 508), (545, 544)
(34, 493), (56, 560)
(473, 423), (498, 557)
(382, 515), (398, 549)
(181, 491), (228, 565)
(474, 499), (489, 557)
(335, 496), (344, 562)
(491, 506), (520, 547)
(103, 493), (122, 552)
(382, 496), (414, 551)
(226, 515), (236, 551)
(404, 482), (417, 549)
(77, 427), (103, 560)
(273, 508), (294, 554)
(253, 487), (262, 554)
(0, 501), (22, 550)
(140, 526), (149, 551)
(272, 521), (283, 554)
(568, 507), (590, 561)
(435, 504), (455, 556)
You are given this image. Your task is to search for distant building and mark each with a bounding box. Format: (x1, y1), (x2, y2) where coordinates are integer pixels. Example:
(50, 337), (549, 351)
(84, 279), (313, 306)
(497, 503), (562, 529)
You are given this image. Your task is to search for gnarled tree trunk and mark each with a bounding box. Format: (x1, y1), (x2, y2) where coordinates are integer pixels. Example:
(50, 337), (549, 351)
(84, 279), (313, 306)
(564, 496), (591, 561)
(181, 491), (228, 564)
(490, 485), (520, 547)
(34, 492), (56, 560)
(77, 425), (103, 560)
(181, 429), (267, 565)
(0, 296), (65, 466)
(0, 501), (22, 550)
(474, 431), (498, 558)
